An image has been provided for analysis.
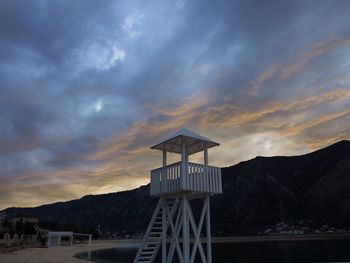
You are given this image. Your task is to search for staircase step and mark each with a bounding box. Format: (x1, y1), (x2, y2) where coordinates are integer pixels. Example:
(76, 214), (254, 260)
(146, 244), (157, 247)
(146, 243), (158, 246)
(134, 198), (179, 263)
(143, 247), (156, 251)
(139, 256), (152, 260)
(145, 246), (157, 250)
(144, 244), (157, 247)
(148, 237), (160, 241)
(145, 242), (157, 245)
(141, 251), (154, 255)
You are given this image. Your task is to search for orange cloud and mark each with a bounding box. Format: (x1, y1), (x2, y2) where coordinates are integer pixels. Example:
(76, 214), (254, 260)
(280, 36), (350, 80)
(246, 64), (278, 96)
(199, 88), (350, 128)
(1, 88), (349, 210)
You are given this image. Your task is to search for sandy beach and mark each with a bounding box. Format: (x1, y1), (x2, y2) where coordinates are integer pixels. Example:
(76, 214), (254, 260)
(0, 240), (126, 263)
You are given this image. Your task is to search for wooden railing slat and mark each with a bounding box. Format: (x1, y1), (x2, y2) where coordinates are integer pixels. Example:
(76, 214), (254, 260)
(150, 161), (222, 195)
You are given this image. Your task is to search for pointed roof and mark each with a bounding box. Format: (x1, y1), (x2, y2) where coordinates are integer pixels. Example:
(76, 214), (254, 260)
(151, 128), (220, 155)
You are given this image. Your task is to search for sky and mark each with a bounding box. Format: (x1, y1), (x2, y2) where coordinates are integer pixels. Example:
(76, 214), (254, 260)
(0, 0), (350, 210)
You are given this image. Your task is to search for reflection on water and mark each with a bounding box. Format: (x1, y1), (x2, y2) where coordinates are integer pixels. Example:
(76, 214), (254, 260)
(75, 239), (350, 263)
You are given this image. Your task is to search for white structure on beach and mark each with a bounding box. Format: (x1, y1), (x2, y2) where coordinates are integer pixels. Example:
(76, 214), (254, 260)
(47, 231), (74, 247)
(134, 128), (222, 263)
(46, 231), (92, 247)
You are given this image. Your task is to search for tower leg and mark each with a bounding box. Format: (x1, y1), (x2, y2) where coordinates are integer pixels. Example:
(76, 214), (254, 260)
(162, 198), (167, 263)
(187, 197), (207, 263)
(206, 196), (212, 263)
(153, 195), (212, 263)
(182, 195), (190, 263)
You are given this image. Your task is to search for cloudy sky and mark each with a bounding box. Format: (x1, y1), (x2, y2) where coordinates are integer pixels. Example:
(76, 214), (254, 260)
(0, 0), (349, 210)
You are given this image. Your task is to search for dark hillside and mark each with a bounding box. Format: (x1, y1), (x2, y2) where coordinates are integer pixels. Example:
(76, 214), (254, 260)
(3, 140), (350, 235)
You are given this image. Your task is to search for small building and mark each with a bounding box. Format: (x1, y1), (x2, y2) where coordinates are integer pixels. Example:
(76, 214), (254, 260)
(10, 213), (39, 234)
(46, 231), (73, 247)
(11, 213), (39, 229)
(0, 212), (8, 234)
(46, 231), (92, 247)
(0, 212), (5, 226)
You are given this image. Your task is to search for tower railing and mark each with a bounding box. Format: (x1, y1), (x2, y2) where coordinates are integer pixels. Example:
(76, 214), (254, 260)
(150, 161), (222, 196)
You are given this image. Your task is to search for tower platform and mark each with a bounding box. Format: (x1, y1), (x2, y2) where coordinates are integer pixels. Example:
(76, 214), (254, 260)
(150, 161), (222, 196)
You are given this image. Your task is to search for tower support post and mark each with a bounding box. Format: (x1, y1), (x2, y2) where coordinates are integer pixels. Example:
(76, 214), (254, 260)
(162, 198), (167, 263)
(182, 195), (190, 263)
(161, 195), (211, 263)
(206, 196), (212, 263)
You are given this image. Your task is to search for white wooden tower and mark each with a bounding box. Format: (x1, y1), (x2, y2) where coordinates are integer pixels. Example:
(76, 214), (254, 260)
(134, 128), (222, 263)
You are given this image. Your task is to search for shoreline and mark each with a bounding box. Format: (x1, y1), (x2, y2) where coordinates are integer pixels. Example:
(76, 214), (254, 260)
(0, 241), (119, 263)
(212, 233), (350, 243)
(123, 233), (350, 243)
(1, 234), (350, 263)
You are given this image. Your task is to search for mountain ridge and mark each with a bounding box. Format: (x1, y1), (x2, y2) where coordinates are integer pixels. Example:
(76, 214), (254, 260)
(2, 139), (350, 235)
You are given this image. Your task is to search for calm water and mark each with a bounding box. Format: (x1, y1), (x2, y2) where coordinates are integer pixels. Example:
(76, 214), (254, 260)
(75, 239), (350, 263)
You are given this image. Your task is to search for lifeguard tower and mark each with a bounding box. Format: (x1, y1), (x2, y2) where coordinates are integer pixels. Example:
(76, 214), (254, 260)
(134, 128), (222, 263)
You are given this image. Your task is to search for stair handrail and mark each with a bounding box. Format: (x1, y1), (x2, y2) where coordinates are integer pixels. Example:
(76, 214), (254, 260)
(133, 199), (163, 263)
(149, 199), (179, 263)
(133, 198), (180, 263)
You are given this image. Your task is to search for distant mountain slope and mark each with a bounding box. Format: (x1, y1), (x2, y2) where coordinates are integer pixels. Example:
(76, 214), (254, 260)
(3, 140), (350, 235)
(211, 140), (350, 234)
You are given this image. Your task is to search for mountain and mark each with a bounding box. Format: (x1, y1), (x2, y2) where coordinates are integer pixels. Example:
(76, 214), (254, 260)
(3, 140), (350, 235)
(212, 140), (350, 234)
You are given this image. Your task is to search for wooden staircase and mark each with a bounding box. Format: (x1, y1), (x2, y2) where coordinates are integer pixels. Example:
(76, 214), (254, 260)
(134, 198), (179, 263)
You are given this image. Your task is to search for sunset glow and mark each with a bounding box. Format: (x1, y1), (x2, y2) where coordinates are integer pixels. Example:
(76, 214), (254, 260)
(0, 0), (349, 210)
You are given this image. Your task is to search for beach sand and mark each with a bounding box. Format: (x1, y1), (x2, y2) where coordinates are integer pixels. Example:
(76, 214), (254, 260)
(0, 240), (122, 263)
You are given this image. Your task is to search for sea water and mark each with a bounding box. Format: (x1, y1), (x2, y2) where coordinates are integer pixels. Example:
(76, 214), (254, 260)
(75, 239), (350, 263)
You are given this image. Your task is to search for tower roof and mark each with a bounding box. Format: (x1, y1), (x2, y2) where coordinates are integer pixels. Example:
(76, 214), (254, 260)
(151, 128), (219, 155)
